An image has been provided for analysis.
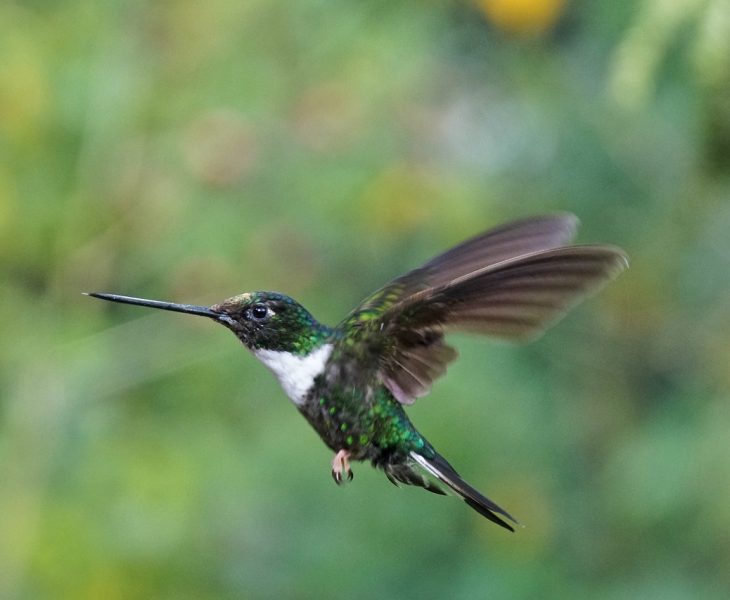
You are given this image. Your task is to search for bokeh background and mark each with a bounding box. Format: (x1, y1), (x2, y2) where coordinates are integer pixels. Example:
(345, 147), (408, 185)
(2, 1), (729, 598)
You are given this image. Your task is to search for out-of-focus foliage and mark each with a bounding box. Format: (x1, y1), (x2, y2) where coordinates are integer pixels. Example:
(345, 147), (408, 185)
(1, 1), (729, 598)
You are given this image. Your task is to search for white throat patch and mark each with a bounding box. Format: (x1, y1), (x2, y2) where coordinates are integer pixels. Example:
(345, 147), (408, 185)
(253, 344), (333, 406)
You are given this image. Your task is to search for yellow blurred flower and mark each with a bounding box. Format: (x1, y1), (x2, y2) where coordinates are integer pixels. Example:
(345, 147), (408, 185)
(475, 0), (567, 35)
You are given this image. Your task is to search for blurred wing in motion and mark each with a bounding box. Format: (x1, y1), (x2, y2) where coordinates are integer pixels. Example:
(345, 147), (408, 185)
(348, 213), (580, 319)
(339, 215), (627, 405)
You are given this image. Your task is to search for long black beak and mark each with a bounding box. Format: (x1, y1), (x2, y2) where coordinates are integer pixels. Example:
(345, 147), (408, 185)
(85, 292), (221, 320)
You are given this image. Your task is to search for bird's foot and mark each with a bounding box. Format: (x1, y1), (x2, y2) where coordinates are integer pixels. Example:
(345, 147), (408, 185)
(331, 449), (353, 485)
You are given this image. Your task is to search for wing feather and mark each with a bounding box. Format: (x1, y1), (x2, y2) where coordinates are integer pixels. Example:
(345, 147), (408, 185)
(350, 214), (579, 316)
(337, 215), (628, 406)
(424, 245), (628, 341)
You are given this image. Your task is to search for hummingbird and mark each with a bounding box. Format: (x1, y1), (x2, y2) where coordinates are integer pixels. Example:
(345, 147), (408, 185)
(87, 214), (627, 531)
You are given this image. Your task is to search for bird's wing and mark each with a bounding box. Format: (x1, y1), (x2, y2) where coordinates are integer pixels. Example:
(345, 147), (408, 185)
(346, 213), (580, 320)
(339, 220), (627, 405)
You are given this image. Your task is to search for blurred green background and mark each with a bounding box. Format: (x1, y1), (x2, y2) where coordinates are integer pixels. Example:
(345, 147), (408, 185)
(2, 1), (729, 598)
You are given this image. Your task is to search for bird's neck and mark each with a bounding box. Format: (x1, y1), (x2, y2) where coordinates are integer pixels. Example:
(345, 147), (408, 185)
(253, 341), (333, 407)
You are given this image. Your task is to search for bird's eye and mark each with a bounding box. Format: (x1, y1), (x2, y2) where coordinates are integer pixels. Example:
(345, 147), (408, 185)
(251, 304), (268, 320)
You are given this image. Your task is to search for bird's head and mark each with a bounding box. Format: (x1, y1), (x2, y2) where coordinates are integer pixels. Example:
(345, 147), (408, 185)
(86, 290), (330, 355)
(211, 291), (329, 354)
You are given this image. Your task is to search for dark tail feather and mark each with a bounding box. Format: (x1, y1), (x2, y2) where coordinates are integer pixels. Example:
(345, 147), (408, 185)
(410, 451), (518, 532)
(384, 463), (446, 496)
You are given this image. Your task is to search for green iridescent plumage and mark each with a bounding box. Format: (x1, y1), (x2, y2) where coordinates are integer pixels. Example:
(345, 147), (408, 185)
(87, 214), (628, 531)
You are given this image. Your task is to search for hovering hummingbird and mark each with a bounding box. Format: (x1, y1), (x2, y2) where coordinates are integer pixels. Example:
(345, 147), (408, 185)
(87, 214), (627, 531)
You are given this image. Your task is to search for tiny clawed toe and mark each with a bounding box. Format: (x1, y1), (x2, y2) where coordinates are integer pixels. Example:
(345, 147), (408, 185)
(331, 449), (353, 486)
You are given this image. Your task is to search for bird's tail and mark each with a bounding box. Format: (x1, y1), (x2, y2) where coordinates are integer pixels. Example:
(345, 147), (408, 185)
(410, 451), (518, 532)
